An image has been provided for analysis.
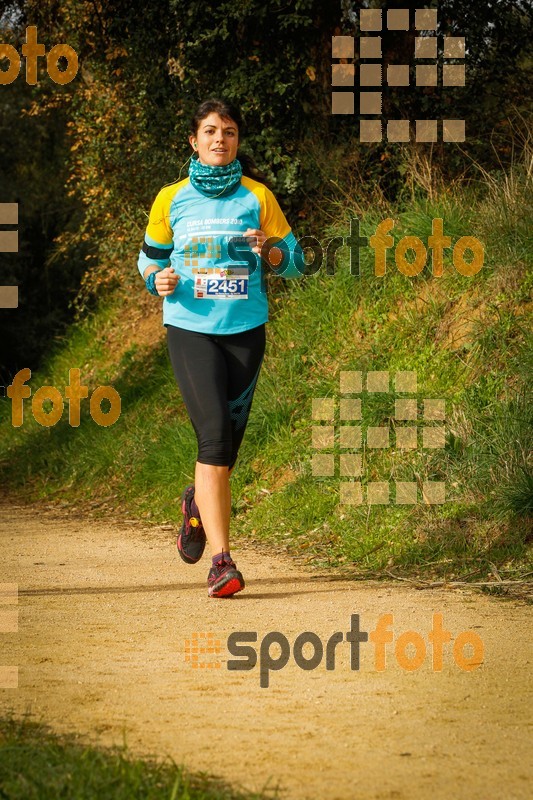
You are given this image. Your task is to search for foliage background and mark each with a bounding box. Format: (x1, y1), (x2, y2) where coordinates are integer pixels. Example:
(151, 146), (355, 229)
(0, 0), (531, 374)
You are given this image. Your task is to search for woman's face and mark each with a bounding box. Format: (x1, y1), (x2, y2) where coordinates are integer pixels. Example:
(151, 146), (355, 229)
(190, 112), (239, 167)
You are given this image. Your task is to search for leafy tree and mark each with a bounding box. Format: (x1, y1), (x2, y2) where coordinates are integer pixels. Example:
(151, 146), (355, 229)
(0, 0), (530, 375)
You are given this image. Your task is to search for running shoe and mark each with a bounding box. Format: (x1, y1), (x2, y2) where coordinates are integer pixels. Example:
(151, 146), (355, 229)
(177, 484), (206, 564)
(208, 555), (245, 598)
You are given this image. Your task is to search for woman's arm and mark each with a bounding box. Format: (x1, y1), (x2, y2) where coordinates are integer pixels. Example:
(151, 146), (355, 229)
(258, 188), (306, 279)
(138, 187), (180, 295)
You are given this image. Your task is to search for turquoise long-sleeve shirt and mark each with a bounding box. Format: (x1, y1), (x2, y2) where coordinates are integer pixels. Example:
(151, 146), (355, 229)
(137, 175), (305, 334)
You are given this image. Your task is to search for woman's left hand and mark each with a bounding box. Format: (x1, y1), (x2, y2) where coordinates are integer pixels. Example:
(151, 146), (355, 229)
(243, 228), (267, 255)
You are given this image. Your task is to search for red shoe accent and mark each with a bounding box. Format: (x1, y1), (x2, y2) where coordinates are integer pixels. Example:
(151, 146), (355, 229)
(209, 575), (245, 598)
(208, 558), (245, 598)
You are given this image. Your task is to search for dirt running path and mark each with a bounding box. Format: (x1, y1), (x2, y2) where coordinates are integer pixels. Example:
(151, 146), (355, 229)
(0, 502), (531, 799)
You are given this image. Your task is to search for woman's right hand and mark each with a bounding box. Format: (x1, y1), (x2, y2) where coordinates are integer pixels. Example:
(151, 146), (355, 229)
(155, 267), (180, 296)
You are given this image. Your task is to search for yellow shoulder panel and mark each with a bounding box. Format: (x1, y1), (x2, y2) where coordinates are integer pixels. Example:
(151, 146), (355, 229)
(240, 176), (291, 241)
(146, 178), (189, 245)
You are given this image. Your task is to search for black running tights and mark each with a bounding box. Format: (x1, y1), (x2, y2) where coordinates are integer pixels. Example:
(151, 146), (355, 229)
(166, 323), (266, 470)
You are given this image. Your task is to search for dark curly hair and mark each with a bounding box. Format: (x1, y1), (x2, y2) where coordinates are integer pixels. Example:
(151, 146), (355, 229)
(190, 98), (271, 188)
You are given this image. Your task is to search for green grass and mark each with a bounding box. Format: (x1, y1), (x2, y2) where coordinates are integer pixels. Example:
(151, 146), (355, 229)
(0, 152), (531, 583)
(0, 716), (275, 800)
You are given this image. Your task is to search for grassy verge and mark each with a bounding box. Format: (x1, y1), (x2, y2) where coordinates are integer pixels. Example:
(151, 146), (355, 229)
(0, 715), (276, 800)
(0, 151), (531, 587)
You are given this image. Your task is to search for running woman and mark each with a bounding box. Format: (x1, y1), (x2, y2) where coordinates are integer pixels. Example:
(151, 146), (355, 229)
(138, 98), (304, 597)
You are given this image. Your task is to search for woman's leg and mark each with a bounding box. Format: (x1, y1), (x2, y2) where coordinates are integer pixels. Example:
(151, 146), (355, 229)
(194, 325), (265, 557)
(194, 463), (230, 555)
(220, 323), (266, 472)
(167, 326), (231, 557)
(166, 324), (265, 558)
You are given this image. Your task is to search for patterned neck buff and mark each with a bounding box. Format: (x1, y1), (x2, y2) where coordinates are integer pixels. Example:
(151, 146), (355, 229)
(188, 154), (243, 198)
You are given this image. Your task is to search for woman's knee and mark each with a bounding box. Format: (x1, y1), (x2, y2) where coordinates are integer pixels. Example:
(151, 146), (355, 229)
(197, 436), (233, 466)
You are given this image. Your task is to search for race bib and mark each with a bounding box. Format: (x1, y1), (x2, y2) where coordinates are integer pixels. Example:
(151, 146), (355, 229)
(193, 267), (249, 300)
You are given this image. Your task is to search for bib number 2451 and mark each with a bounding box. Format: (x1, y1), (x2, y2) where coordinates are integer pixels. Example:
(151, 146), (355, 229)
(194, 268), (249, 300)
